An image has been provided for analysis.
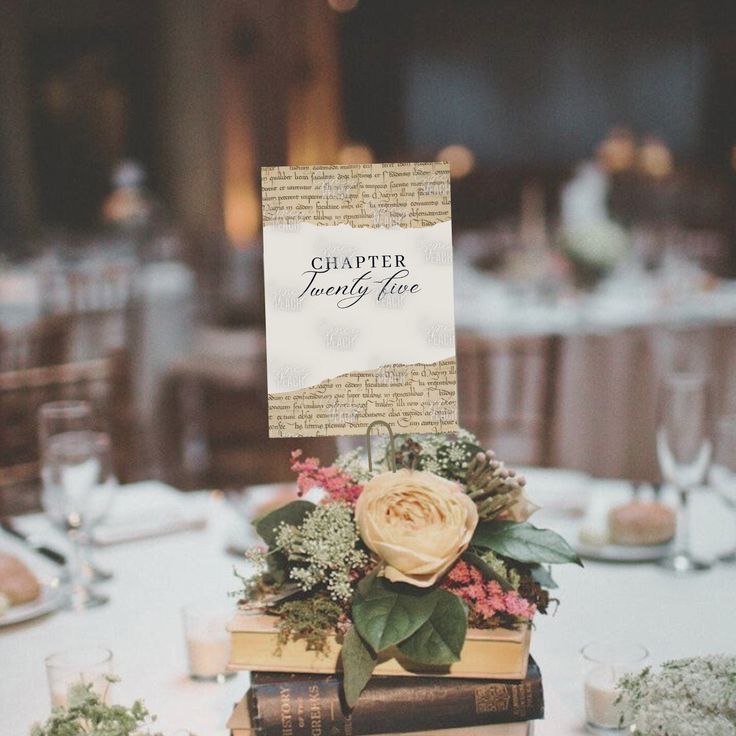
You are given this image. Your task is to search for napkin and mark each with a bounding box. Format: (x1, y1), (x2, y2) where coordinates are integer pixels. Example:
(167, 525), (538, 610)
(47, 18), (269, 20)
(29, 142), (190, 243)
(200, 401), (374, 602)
(91, 481), (207, 546)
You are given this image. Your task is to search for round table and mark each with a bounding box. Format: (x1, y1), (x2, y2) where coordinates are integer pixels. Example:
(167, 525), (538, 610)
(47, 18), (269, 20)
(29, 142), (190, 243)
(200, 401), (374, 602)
(1, 473), (734, 736)
(455, 262), (736, 479)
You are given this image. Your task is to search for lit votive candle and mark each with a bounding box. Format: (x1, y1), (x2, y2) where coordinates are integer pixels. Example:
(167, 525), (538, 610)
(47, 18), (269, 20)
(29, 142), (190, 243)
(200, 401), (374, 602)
(182, 603), (235, 682)
(581, 641), (648, 734)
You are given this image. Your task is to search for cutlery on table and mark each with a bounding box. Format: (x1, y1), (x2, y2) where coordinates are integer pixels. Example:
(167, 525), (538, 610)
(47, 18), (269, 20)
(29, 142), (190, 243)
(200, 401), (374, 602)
(0, 518), (67, 567)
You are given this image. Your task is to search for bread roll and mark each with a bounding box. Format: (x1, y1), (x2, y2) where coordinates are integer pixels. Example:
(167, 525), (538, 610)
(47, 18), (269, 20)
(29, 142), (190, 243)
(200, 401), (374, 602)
(608, 501), (676, 546)
(0, 552), (41, 605)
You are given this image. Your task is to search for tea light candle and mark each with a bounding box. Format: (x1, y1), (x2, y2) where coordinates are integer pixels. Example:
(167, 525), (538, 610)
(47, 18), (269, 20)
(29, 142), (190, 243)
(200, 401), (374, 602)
(581, 641), (648, 734)
(182, 603), (235, 682)
(185, 636), (231, 680)
(45, 647), (114, 710)
(584, 666), (625, 728)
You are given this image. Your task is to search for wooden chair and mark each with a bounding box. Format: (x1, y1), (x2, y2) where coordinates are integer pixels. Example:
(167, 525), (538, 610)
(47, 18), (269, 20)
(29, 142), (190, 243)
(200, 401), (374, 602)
(0, 315), (71, 372)
(159, 360), (336, 490)
(456, 331), (559, 466)
(0, 350), (139, 515)
(39, 261), (139, 359)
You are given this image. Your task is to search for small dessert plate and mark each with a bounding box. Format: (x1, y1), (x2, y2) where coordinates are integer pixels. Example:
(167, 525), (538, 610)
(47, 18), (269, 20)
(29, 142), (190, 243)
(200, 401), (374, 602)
(576, 538), (674, 563)
(0, 581), (66, 628)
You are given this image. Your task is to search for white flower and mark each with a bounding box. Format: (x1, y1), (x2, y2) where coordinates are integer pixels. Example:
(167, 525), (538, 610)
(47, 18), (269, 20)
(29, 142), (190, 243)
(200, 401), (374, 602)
(619, 655), (736, 736)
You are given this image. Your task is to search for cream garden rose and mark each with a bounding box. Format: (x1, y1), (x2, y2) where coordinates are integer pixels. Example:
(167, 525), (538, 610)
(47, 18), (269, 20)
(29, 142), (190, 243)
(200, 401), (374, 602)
(355, 468), (479, 587)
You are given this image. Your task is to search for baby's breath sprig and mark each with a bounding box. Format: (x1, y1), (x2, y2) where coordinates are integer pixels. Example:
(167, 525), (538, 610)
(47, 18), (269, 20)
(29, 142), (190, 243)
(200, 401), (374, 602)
(617, 655), (736, 735)
(334, 447), (373, 483)
(274, 502), (367, 603)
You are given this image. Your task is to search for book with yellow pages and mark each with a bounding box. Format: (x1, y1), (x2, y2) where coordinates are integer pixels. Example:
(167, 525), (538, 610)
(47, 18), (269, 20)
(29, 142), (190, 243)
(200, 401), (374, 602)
(227, 613), (531, 680)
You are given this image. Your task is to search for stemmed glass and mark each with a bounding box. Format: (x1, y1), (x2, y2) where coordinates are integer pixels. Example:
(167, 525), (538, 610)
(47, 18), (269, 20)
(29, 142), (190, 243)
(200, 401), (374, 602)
(710, 415), (736, 563)
(39, 401), (114, 583)
(656, 373), (712, 573)
(42, 430), (116, 609)
(39, 401), (93, 449)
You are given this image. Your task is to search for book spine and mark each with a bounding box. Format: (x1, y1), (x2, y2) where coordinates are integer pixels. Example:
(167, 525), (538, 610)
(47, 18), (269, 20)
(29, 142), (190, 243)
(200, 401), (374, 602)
(249, 670), (543, 736)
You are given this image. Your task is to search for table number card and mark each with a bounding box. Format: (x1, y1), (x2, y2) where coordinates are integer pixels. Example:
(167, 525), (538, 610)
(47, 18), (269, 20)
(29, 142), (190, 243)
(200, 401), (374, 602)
(262, 162), (458, 438)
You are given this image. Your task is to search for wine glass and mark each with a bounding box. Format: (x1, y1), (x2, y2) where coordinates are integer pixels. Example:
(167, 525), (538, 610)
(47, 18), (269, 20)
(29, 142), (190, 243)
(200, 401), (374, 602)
(39, 401), (114, 582)
(39, 400), (93, 452)
(710, 414), (736, 563)
(656, 372), (712, 573)
(42, 431), (115, 609)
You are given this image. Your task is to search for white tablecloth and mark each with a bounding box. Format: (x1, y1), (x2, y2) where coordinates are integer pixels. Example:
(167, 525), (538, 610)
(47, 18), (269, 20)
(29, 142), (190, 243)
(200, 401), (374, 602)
(1, 473), (735, 736)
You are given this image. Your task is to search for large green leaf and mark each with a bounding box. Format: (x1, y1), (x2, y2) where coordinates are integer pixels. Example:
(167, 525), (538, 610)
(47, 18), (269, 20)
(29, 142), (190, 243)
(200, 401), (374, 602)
(351, 572), (440, 653)
(396, 589), (467, 665)
(340, 626), (377, 708)
(472, 521), (582, 566)
(462, 550), (514, 591)
(253, 500), (315, 547)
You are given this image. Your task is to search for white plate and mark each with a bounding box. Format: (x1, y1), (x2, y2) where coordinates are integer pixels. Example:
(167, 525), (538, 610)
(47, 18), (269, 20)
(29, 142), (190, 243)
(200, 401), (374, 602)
(576, 539), (674, 563)
(0, 581), (66, 628)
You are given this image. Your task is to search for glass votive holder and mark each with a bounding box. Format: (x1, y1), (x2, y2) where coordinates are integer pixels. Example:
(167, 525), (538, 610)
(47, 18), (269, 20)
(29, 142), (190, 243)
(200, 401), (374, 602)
(182, 603), (235, 682)
(45, 646), (114, 709)
(581, 640), (649, 734)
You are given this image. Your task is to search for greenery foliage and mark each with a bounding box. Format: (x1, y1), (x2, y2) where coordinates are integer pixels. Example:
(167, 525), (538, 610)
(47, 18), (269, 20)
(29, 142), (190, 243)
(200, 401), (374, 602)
(29, 682), (163, 736)
(273, 594), (345, 656)
(471, 521), (582, 566)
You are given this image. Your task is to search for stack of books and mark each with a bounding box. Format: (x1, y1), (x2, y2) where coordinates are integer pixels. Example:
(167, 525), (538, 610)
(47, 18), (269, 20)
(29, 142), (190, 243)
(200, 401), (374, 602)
(226, 613), (544, 736)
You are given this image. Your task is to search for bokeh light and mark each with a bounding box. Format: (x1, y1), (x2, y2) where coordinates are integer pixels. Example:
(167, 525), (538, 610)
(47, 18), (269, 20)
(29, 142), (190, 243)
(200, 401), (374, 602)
(638, 137), (673, 178)
(597, 127), (636, 172)
(337, 142), (374, 164)
(437, 144), (475, 179)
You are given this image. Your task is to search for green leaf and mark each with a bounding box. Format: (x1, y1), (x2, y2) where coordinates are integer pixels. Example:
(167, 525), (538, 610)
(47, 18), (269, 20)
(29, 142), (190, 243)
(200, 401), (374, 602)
(254, 500), (315, 547)
(462, 550), (514, 591)
(351, 571), (440, 653)
(396, 589), (467, 665)
(341, 626), (377, 708)
(472, 521), (582, 566)
(530, 564), (558, 589)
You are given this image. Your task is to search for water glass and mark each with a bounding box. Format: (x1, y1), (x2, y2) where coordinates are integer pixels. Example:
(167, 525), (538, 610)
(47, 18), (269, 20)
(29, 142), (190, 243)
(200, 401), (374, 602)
(182, 603), (235, 682)
(39, 401), (93, 452)
(42, 431), (115, 609)
(582, 640), (649, 734)
(656, 372), (712, 572)
(45, 647), (114, 709)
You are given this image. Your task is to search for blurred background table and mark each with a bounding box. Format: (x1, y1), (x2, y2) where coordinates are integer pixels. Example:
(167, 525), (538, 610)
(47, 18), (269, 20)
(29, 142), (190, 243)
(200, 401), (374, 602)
(455, 260), (736, 479)
(1, 472), (734, 736)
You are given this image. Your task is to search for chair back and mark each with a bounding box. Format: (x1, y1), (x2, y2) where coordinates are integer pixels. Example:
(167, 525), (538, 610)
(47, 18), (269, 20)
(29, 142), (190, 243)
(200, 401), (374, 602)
(39, 260), (138, 359)
(159, 359), (335, 490)
(0, 351), (136, 515)
(0, 315), (70, 372)
(456, 331), (559, 465)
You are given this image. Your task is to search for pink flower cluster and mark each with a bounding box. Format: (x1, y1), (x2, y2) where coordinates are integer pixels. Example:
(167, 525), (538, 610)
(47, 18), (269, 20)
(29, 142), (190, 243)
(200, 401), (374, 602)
(290, 450), (363, 505)
(442, 560), (536, 621)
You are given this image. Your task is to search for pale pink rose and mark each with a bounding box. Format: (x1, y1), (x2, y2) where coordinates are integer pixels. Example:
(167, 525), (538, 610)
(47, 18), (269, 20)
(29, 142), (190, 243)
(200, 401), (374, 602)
(355, 469), (479, 588)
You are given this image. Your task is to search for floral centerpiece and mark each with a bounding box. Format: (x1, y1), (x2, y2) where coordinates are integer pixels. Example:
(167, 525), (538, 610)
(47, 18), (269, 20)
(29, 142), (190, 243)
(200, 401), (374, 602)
(617, 655), (736, 736)
(558, 221), (630, 290)
(236, 428), (581, 706)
